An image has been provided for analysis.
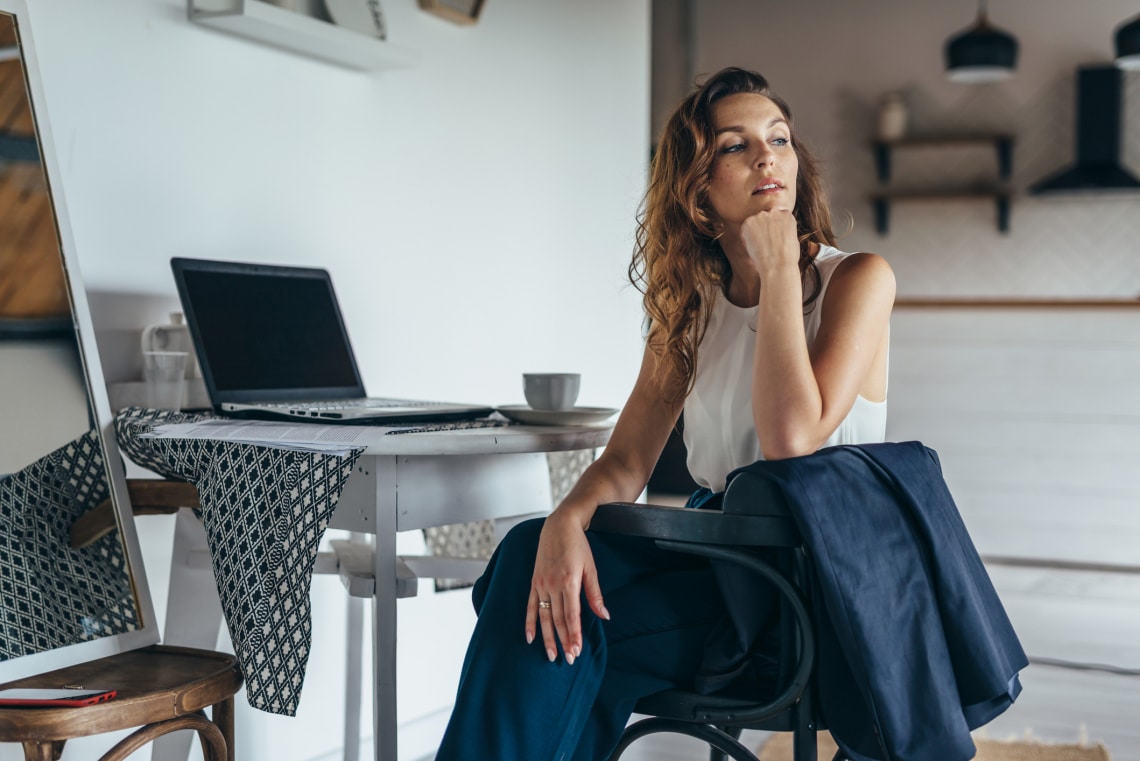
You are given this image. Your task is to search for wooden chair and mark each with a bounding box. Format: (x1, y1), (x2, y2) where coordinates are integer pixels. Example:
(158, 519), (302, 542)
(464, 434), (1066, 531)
(590, 464), (823, 761)
(0, 644), (242, 761)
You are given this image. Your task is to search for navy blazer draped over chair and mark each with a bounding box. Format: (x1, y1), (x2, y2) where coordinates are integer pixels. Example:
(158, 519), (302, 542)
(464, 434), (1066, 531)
(702, 441), (1028, 761)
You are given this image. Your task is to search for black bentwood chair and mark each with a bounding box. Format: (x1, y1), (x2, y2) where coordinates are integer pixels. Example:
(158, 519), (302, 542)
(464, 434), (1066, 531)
(591, 467), (823, 761)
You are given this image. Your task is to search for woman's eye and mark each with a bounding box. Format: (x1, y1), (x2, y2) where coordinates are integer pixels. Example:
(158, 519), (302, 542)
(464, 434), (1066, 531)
(720, 143), (745, 154)
(771, 137), (790, 147)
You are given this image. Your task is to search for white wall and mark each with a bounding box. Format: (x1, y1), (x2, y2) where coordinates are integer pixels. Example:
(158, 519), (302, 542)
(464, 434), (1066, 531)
(669, 0), (1140, 298)
(11, 1), (650, 759)
(30, 0), (650, 408)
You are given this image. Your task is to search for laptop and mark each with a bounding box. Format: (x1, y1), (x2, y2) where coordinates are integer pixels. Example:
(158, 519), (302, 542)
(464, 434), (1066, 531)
(170, 257), (494, 423)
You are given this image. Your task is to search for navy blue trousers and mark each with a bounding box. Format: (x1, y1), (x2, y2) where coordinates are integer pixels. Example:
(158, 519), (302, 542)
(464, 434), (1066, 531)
(435, 517), (728, 761)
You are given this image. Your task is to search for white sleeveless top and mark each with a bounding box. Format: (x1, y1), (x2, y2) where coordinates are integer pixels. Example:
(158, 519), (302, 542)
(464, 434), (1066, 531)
(682, 245), (887, 492)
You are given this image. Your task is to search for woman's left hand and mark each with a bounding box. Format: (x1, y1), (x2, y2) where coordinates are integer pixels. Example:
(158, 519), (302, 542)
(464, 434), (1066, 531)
(740, 208), (799, 273)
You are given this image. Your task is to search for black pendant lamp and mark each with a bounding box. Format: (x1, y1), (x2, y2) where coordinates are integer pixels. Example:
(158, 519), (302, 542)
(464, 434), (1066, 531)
(1116, 13), (1140, 70)
(944, 0), (1019, 83)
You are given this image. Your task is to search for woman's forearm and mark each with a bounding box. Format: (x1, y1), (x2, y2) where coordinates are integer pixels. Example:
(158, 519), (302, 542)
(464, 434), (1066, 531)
(751, 261), (825, 458)
(552, 451), (650, 529)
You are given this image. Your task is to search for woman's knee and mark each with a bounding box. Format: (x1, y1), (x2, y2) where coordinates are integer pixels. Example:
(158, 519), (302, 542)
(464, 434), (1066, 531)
(495, 517), (545, 565)
(472, 517), (545, 612)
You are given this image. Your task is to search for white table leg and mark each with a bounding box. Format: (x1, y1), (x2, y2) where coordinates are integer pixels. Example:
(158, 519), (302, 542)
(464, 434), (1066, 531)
(153, 508), (225, 761)
(362, 456), (399, 761)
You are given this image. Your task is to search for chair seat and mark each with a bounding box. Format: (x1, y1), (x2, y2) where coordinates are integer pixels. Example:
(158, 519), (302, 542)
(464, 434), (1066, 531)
(0, 645), (242, 743)
(635, 689), (801, 731)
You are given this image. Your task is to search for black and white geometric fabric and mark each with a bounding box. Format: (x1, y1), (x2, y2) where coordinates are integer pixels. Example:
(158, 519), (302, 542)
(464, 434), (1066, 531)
(0, 429), (139, 661)
(115, 407), (363, 716)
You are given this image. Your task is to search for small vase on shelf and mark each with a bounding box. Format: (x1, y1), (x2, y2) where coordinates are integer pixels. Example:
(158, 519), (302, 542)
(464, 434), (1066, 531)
(877, 92), (909, 141)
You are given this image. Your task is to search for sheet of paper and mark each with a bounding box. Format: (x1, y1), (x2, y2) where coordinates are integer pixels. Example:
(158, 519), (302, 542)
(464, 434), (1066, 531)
(137, 419), (409, 455)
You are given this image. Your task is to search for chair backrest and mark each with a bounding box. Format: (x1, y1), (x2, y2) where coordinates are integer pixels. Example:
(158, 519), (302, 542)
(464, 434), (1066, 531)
(590, 498), (822, 760)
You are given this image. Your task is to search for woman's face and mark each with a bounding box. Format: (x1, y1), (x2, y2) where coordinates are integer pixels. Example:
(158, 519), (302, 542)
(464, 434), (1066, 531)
(706, 93), (799, 229)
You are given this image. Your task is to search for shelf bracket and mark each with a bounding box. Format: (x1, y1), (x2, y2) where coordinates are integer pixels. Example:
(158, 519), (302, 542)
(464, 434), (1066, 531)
(873, 197), (889, 235)
(995, 138), (1013, 181)
(873, 142), (891, 183)
(996, 196), (1010, 233)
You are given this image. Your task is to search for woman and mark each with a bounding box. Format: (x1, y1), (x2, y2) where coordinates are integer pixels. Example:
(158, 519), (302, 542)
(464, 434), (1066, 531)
(436, 66), (895, 760)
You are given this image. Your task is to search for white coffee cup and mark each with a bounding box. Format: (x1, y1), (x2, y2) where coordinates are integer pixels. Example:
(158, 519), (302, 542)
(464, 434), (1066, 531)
(523, 373), (581, 411)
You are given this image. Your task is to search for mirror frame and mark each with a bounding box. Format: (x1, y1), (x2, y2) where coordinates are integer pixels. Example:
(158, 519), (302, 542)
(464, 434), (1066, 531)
(0, 0), (159, 681)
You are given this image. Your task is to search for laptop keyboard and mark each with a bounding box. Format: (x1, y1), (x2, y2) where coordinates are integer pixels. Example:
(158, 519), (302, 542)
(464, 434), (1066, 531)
(259, 398), (448, 410)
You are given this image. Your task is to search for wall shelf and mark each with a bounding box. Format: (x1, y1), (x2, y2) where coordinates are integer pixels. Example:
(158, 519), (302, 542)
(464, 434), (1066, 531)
(188, 0), (417, 71)
(872, 135), (1014, 183)
(870, 189), (1012, 234)
(870, 133), (1015, 234)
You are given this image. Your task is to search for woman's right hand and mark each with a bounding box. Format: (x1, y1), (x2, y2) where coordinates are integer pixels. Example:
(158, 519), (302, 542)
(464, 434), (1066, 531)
(526, 506), (611, 664)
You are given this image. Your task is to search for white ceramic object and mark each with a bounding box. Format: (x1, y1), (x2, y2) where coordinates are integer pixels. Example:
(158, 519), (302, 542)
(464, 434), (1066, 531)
(323, 0), (386, 39)
(523, 372), (581, 410)
(877, 92), (908, 141)
(496, 405), (617, 426)
(141, 312), (200, 379)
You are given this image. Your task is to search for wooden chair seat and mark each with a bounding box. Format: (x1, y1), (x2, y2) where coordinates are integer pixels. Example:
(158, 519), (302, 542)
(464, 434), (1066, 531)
(0, 645), (242, 761)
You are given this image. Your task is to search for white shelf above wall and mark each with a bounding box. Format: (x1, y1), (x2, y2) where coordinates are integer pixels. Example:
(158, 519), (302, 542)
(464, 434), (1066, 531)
(188, 0), (417, 71)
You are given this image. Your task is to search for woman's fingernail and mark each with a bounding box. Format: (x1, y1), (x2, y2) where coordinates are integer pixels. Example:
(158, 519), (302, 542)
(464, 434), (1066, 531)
(546, 648), (556, 662)
(572, 645), (580, 658)
(526, 630), (534, 644)
(566, 652), (575, 665)
(601, 606), (611, 621)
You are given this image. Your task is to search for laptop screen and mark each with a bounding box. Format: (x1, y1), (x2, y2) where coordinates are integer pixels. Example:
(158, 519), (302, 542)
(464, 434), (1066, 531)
(172, 258), (366, 405)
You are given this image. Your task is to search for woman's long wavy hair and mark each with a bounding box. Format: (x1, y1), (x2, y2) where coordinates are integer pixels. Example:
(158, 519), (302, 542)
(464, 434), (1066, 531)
(630, 67), (836, 400)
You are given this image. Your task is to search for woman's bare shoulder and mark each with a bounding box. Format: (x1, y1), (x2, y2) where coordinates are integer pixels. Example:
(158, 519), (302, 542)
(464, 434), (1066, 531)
(826, 252), (896, 314)
(832, 252), (895, 289)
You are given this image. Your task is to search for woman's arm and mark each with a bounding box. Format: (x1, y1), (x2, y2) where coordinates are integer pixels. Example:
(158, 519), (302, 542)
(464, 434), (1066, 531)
(527, 337), (684, 663)
(751, 247), (895, 459)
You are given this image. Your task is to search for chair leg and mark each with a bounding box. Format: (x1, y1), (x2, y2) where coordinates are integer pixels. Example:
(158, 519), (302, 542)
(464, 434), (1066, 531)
(609, 719), (757, 761)
(212, 696), (236, 761)
(22, 741), (63, 761)
(791, 694), (817, 761)
(709, 726), (744, 761)
(98, 712), (225, 761)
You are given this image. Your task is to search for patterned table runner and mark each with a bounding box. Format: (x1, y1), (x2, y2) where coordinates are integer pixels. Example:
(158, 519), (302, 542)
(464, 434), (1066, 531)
(114, 407), (362, 715)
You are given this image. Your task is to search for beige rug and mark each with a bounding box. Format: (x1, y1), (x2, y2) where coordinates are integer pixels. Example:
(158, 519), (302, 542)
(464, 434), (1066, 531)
(757, 731), (1112, 761)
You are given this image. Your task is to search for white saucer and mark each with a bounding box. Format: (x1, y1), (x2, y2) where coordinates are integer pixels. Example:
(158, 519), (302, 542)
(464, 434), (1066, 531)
(496, 405), (618, 426)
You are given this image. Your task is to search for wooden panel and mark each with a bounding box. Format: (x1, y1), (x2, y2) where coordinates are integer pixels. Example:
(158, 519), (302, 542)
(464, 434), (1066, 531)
(0, 56), (34, 136)
(0, 173), (67, 318)
(886, 309), (1140, 565)
(0, 15), (16, 48)
(0, 54), (65, 320)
